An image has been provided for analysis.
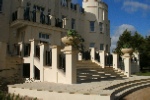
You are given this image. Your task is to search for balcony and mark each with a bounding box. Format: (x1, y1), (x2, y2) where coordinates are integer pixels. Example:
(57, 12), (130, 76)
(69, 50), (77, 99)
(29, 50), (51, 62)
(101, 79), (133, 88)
(10, 7), (66, 30)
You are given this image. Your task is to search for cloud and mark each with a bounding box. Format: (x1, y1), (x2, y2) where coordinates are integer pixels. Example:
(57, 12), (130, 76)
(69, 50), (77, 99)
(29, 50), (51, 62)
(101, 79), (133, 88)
(122, 1), (150, 13)
(111, 24), (136, 51)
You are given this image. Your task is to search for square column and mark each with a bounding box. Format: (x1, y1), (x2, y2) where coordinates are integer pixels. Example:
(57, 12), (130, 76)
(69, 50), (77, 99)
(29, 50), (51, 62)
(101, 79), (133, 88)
(133, 52), (140, 72)
(113, 53), (118, 70)
(18, 42), (24, 57)
(90, 47), (95, 62)
(39, 43), (46, 81)
(50, 15), (56, 26)
(51, 45), (60, 83)
(17, 6), (24, 20)
(99, 51), (106, 68)
(62, 46), (78, 84)
(78, 52), (82, 61)
(29, 39), (38, 79)
(123, 54), (131, 77)
(36, 11), (40, 23)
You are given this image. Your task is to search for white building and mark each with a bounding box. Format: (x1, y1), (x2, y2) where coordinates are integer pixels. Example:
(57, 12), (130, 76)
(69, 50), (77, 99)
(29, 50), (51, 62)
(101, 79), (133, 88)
(0, 0), (112, 84)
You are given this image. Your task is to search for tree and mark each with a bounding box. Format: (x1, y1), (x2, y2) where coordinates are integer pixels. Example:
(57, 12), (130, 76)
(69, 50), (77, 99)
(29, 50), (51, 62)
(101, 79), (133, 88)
(115, 30), (150, 70)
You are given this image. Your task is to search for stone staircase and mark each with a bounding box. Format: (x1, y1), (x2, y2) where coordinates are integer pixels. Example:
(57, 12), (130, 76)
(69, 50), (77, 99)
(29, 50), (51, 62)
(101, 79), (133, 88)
(77, 60), (126, 83)
(101, 78), (150, 100)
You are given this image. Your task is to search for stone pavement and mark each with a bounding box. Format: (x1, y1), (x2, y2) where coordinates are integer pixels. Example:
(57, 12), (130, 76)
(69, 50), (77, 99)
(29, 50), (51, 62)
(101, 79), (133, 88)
(8, 75), (150, 95)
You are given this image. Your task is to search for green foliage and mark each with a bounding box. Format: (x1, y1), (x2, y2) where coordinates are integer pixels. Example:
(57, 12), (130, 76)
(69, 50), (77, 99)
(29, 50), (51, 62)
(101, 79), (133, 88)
(66, 30), (85, 52)
(115, 29), (150, 68)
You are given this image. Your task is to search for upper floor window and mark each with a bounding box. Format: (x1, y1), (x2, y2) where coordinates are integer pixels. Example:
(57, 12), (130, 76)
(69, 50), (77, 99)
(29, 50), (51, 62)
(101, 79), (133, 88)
(0, 0), (3, 12)
(99, 22), (103, 32)
(71, 18), (75, 29)
(90, 21), (95, 32)
(39, 32), (50, 43)
(89, 43), (95, 48)
(61, 0), (68, 7)
(100, 44), (104, 50)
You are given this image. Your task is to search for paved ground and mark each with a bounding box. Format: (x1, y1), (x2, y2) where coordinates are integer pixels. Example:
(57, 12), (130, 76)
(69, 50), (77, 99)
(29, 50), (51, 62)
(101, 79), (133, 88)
(122, 87), (150, 100)
(8, 76), (150, 95)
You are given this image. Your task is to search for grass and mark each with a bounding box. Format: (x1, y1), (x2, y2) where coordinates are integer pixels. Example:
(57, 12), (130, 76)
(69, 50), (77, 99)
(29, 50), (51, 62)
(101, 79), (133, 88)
(135, 71), (150, 76)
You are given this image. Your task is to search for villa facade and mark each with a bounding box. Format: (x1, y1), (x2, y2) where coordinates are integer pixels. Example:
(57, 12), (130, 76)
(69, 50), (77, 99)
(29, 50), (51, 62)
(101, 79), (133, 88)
(0, 0), (112, 83)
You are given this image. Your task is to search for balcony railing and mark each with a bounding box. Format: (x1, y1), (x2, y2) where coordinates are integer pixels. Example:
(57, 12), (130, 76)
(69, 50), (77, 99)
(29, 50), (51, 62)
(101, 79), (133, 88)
(11, 8), (52, 26)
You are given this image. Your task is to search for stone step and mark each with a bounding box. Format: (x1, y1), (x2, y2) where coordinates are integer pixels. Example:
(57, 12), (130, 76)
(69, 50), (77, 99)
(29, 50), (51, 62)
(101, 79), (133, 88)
(104, 78), (150, 90)
(114, 81), (150, 100)
(115, 83), (150, 100)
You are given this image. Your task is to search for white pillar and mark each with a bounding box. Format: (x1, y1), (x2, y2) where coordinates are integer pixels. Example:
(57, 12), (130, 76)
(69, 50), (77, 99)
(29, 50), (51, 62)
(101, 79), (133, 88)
(36, 11), (40, 23)
(29, 39), (35, 79)
(90, 48), (95, 62)
(51, 45), (60, 83)
(99, 50), (106, 68)
(133, 52), (140, 72)
(113, 53), (118, 70)
(18, 42), (24, 57)
(78, 52), (82, 61)
(123, 54), (131, 77)
(62, 46), (78, 84)
(62, 18), (67, 28)
(50, 15), (56, 26)
(17, 6), (24, 20)
(39, 43), (45, 81)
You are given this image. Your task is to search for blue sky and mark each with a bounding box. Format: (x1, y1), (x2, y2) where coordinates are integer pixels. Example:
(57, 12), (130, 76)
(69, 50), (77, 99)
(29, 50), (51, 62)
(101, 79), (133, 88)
(72, 0), (150, 50)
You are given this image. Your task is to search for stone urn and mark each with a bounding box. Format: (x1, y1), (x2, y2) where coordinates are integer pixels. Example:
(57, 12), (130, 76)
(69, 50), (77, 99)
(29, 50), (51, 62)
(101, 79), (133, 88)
(61, 36), (80, 45)
(121, 48), (133, 56)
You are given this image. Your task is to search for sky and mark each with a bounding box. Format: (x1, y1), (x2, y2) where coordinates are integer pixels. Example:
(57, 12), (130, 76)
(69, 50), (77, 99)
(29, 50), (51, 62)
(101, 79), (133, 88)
(72, 0), (150, 51)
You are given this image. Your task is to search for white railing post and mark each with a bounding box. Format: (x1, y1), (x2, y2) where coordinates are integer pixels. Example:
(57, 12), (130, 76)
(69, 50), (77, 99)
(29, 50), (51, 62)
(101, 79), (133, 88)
(51, 45), (60, 83)
(61, 45), (78, 84)
(113, 53), (118, 70)
(90, 47), (95, 62)
(78, 52), (82, 61)
(99, 50), (106, 68)
(123, 54), (131, 77)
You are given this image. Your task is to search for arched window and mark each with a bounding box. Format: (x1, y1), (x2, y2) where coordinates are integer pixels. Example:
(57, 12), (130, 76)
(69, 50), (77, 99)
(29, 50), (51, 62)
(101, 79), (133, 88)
(0, 0), (3, 12)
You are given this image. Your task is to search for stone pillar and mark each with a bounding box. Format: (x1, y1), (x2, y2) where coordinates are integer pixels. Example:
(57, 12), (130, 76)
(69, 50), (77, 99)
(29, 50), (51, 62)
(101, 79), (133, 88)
(62, 18), (67, 28)
(50, 15), (56, 26)
(17, 6), (24, 20)
(36, 11), (40, 23)
(18, 42), (24, 57)
(90, 47), (95, 62)
(113, 53), (118, 70)
(78, 52), (82, 61)
(51, 45), (60, 83)
(39, 43), (45, 81)
(99, 50), (106, 68)
(30, 39), (35, 79)
(123, 54), (131, 77)
(133, 52), (140, 72)
(62, 46), (78, 84)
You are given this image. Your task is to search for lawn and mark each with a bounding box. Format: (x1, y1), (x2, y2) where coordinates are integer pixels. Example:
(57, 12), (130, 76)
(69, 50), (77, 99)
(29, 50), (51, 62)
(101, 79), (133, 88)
(135, 71), (150, 76)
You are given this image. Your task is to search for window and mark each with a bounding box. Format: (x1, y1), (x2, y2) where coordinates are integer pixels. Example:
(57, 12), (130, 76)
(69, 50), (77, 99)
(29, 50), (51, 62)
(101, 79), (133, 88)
(90, 21), (95, 32)
(0, 0), (3, 12)
(99, 22), (103, 32)
(39, 33), (50, 41)
(89, 43), (95, 47)
(100, 44), (104, 50)
(61, 0), (67, 7)
(71, 18), (75, 29)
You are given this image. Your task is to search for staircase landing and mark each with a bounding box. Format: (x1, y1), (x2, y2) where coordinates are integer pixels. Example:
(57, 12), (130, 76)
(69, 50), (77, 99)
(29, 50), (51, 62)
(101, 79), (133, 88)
(8, 76), (150, 100)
